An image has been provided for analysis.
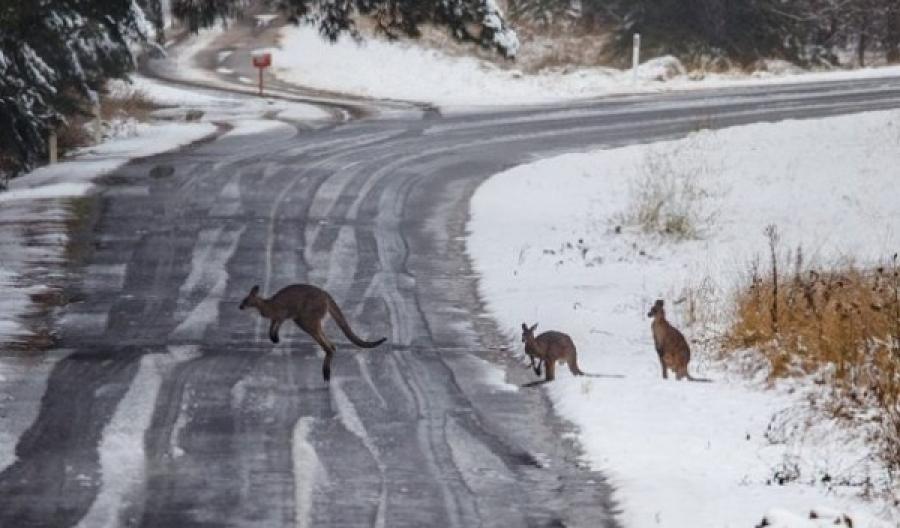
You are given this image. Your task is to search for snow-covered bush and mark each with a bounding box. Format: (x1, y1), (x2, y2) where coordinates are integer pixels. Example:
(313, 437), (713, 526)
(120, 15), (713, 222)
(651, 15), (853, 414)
(726, 244), (900, 491)
(482, 0), (520, 57)
(637, 55), (686, 82)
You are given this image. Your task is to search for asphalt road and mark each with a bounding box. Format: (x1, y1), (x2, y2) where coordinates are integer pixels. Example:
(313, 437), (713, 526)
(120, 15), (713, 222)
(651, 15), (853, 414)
(3, 21), (900, 528)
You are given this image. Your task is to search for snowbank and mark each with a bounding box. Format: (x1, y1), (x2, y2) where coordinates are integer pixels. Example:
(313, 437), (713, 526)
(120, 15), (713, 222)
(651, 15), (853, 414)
(467, 110), (900, 526)
(272, 25), (900, 109)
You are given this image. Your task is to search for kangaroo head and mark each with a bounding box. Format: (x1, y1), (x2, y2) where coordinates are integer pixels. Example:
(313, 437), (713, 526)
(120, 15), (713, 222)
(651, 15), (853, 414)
(647, 299), (665, 319)
(521, 322), (538, 343)
(239, 285), (261, 311)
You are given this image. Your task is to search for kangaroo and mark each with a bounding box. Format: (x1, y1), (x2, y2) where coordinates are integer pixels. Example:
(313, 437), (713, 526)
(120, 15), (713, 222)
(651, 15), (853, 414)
(239, 284), (387, 382)
(647, 299), (710, 382)
(521, 323), (584, 385)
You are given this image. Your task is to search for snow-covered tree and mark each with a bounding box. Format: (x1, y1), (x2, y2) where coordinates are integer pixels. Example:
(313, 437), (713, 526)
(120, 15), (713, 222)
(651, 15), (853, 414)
(580, 0), (809, 65)
(171, 0), (519, 56)
(0, 0), (149, 186)
(508, 0), (582, 28)
(577, 0), (900, 66)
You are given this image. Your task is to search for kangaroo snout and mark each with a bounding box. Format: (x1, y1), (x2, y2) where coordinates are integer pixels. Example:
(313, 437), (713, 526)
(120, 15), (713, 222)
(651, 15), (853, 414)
(647, 299), (663, 318)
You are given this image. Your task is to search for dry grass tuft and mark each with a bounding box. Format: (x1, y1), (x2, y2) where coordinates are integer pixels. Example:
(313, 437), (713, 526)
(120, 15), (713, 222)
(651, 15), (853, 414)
(727, 250), (900, 383)
(55, 86), (160, 154)
(56, 113), (94, 153)
(724, 228), (900, 473)
(615, 135), (721, 240)
(100, 87), (159, 122)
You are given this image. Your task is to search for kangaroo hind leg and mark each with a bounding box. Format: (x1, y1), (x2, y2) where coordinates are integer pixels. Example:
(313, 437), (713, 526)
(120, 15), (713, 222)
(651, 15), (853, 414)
(269, 320), (284, 344)
(296, 318), (337, 382)
(544, 360), (556, 382)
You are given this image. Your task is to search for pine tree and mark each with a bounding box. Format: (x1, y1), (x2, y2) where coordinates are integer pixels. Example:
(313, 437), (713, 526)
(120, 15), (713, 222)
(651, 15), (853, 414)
(0, 0), (150, 186)
(170, 0), (519, 55)
(583, 0), (810, 65)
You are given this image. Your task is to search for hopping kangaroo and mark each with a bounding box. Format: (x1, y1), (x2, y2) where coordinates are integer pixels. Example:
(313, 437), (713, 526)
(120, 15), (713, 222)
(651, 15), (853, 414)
(521, 323), (584, 385)
(647, 299), (710, 382)
(240, 284), (387, 381)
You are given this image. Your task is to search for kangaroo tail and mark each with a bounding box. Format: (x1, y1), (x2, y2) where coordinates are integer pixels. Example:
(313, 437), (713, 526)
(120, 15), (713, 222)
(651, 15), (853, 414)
(687, 374), (713, 383)
(327, 297), (387, 349)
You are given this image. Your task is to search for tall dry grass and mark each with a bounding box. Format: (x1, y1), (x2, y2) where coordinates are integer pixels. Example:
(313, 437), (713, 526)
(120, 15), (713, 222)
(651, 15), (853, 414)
(100, 87), (158, 122)
(56, 86), (160, 155)
(724, 226), (900, 474)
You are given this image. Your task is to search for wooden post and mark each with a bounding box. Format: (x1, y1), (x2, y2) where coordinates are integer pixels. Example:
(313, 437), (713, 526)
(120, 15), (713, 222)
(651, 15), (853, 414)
(251, 52), (272, 97)
(48, 131), (58, 164)
(93, 102), (102, 143)
(259, 66), (263, 96)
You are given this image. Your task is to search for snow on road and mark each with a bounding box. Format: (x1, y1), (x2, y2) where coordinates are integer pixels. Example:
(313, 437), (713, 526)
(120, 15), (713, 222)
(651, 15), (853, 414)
(272, 25), (900, 109)
(76, 354), (171, 528)
(1, 45), (330, 352)
(292, 416), (325, 528)
(467, 109), (900, 527)
(0, 110), (215, 476)
(0, 121), (215, 346)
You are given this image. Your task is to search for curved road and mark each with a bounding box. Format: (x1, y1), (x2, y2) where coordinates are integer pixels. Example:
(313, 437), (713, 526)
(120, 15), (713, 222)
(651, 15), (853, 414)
(3, 20), (900, 528)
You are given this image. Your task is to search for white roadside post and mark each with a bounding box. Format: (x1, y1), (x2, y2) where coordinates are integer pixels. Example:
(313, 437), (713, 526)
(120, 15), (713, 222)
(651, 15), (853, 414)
(632, 33), (641, 85)
(48, 130), (57, 164)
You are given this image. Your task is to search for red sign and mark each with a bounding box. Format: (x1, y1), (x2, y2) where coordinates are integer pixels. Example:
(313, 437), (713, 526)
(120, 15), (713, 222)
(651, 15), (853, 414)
(252, 53), (272, 69)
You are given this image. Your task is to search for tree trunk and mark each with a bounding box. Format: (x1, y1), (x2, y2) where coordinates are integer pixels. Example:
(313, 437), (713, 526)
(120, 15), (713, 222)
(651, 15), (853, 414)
(858, 30), (867, 67)
(887, 8), (900, 63)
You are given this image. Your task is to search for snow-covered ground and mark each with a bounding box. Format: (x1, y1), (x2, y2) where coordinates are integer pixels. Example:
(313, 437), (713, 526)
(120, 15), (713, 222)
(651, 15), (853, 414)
(109, 72), (331, 123)
(467, 110), (900, 527)
(272, 25), (900, 109)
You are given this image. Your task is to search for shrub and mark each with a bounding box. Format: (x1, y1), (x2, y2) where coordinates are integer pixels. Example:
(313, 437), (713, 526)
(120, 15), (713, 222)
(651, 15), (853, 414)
(615, 135), (720, 240)
(724, 230), (900, 475)
(100, 87), (158, 123)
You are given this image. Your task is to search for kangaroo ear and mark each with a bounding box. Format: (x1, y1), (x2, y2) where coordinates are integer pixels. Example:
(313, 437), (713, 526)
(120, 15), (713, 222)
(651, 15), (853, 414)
(521, 323), (528, 332)
(530, 323), (538, 332)
(250, 285), (260, 295)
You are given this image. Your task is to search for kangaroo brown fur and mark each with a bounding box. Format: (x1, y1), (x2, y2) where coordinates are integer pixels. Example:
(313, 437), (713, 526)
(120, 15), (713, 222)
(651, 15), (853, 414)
(648, 299), (710, 382)
(521, 323), (584, 385)
(240, 284), (387, 382)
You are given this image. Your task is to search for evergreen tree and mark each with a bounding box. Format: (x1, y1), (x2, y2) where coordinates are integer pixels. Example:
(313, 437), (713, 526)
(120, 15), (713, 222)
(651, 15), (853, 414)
(171, 0), (518, 55)
(0, 0), (149, 187)
(509, 0), (581, 28)
(585, 0), (809, 65)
